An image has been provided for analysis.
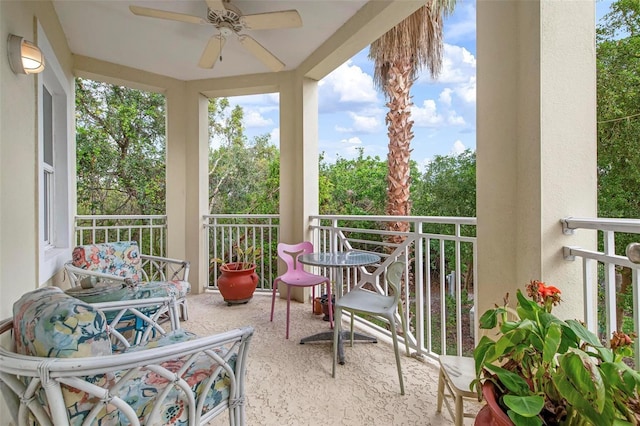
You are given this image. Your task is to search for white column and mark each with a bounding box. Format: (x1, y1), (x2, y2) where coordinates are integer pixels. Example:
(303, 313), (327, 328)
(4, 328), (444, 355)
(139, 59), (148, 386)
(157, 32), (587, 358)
(278, 74), (320, 302)
(476, 0), (597, 321)
(167, 84), (209, 294)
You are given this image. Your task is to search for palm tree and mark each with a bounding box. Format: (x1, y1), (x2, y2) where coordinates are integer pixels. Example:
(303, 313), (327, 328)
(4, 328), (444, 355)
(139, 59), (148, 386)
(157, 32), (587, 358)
(369, 0), (456, 243)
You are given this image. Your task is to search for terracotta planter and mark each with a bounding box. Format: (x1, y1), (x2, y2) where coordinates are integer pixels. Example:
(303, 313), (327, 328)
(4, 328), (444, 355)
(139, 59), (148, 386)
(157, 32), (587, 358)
(217, 263), (259, 305)
(475, 382), (514, 426)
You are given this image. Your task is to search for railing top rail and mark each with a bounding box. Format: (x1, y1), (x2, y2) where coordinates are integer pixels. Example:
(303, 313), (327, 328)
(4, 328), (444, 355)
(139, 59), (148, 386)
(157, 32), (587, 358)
(204, 214), (279, 219)
(75, 215), (167, 220)
(561, 217), (640, 234)
(310, 214), (477, 225)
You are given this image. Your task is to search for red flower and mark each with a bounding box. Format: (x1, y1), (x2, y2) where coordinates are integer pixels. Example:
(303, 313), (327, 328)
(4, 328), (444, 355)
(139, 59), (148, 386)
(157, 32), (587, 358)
(538, 282), (561, 298)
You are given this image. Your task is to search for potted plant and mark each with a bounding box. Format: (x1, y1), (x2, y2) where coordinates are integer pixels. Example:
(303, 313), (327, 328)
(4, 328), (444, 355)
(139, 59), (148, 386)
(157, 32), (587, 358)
(473, 280), (640, 425)
(211, 245), (262, 305)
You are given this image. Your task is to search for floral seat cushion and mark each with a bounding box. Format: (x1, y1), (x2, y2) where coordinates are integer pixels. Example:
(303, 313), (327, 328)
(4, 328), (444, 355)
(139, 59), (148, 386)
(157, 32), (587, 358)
(65, 279), (189, 303)
(64, 329), (237, 425)
(12, 288), (238, 425)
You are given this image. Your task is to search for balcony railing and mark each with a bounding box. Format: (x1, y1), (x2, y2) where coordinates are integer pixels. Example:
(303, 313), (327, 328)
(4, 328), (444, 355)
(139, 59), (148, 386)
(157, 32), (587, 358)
(562, 217), (640, 367)
(74, 215), (167, 257)
(204, 214), (477, 360)
(204, 214), (280, 291)
(75, 214), (640, 368)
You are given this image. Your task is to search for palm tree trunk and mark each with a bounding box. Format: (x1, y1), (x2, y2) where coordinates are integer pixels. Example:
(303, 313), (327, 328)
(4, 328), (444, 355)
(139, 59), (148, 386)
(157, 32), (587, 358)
(384, 60), (414, 244)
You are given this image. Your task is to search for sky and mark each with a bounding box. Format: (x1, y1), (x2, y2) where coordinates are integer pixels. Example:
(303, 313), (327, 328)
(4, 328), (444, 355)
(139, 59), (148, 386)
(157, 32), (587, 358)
(226, 0), (613, 171)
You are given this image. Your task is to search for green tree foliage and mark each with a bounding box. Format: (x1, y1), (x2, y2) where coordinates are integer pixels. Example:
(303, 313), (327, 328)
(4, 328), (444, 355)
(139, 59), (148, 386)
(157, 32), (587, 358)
(413, 149), (476, 218)
(597, 0), (640, 227)
(75, 78), (166, 215)
(319, 148), (388, 215)
(208, 98), (279, 214)
(596, 0), (640, 332)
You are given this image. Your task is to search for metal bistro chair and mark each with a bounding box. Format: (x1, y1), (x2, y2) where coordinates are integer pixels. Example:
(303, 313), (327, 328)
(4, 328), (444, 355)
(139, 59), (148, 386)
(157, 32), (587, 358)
(270, 241), (333, 339)
(332, 260), (410, 395)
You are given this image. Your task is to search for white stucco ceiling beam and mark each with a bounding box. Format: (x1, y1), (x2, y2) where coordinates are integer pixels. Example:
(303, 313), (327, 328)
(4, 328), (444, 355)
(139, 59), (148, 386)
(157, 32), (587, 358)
(300, 0), (425, 81)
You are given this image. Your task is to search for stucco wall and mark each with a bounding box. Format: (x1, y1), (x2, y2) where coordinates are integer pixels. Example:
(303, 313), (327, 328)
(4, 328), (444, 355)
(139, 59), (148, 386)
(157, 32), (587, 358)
(476, 0), (597, 321)
(0, 0), (73, 319)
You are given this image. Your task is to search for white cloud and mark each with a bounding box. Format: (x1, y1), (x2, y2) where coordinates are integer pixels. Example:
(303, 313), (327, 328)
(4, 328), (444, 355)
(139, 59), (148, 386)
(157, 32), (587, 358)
(341, 136), (362, 145)
(418, 44), (476, 85)
(439, 88), (453, 106)
(447, 111), (466, 125)
(349, 112), (381, 132)
(243, 110), (273, 127)
(411, 100), (444, 127)
(451, 140), (466, 154)
(444, 2), (477, 43)
(322, 60), (379, 103)
(270, 127), (280, 144)
(454, 76), (476, 104)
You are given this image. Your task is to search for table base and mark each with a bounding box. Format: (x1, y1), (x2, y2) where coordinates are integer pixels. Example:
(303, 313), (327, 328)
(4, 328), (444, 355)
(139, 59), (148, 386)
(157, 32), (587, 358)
(300, 331), (377, 364)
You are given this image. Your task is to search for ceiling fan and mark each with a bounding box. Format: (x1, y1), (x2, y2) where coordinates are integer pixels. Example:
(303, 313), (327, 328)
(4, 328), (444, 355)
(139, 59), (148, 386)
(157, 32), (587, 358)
(129, 0), (302, 72)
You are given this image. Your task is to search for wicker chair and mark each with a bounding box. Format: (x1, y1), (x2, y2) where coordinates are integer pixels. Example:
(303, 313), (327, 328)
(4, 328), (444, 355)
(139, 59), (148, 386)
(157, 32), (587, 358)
(0, 287), (254, 426)
(64, 241), (191, 320)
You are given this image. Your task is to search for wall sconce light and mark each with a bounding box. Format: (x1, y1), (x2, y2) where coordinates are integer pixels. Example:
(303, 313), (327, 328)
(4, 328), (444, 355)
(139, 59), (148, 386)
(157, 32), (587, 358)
(8, 34), (45, 75)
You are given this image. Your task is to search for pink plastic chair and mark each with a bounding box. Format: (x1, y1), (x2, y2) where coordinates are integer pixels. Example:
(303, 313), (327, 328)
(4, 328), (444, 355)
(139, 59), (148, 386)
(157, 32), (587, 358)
(270, 241), (333, 339)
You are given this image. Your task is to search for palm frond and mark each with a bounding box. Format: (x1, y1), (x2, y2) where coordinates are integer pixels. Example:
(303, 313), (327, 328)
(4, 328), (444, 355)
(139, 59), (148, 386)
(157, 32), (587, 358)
(369, 0), (456, 91)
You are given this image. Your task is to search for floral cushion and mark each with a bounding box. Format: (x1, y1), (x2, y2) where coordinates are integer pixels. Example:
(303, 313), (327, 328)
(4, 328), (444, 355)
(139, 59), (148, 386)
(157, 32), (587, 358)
(71, 241), (142, 282)
(65, 279), (189, 303)
(62, 330), (235, 425)
(12, 288), (236, 425)
(12, 286), (111, 358)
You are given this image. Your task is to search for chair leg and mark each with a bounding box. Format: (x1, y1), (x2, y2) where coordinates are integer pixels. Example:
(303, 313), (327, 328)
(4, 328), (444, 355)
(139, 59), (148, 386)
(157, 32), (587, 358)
(327, 281), (334, 328)
(270, 280), (278, 322)
(349, 312), (354, 347)
(286, 286), (292, 339)
(311, 286), (315, 313)
(332, 306), (341, 378)
(398, 301), (411, 356)
(179, 298), (189, 321)
(389, 316), (405, 395)
(455, 394), (463, 426)
(436, 368), (445, 413)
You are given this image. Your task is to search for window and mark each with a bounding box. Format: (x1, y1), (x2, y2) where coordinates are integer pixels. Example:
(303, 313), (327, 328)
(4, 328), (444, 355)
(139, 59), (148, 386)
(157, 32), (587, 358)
(43, 86), (54, 245)
(38, 23), (71, 284)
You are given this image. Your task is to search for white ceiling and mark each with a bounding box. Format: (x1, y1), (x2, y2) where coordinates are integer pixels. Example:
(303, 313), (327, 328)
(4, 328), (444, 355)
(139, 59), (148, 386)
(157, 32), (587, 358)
(52, 0), (369, 81)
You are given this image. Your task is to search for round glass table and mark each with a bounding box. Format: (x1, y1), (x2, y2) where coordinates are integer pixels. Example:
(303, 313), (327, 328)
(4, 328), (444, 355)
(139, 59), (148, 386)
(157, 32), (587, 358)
(298, 250), (381, 364)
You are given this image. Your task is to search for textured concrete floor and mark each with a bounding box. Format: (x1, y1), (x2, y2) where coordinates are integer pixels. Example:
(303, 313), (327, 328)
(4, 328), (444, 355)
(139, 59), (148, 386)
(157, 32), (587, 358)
(183, 291), (481, 426)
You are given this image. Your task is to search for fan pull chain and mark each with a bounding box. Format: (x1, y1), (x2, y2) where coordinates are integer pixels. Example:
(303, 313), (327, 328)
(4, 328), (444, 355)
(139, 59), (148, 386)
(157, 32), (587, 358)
(219, 36), (223, 62)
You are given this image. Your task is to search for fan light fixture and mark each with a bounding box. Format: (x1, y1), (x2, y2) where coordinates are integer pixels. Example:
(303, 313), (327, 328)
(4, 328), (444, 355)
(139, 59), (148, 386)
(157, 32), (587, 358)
(8, 34), (45, 75)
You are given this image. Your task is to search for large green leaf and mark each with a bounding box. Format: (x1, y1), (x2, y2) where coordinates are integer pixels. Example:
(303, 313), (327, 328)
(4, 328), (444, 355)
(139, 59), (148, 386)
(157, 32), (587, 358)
(493, 328), (528, 360)
(565, 319), (603, 349)
(542, 322), (561, 364)
(555, 350), (605, 413)
(485, 364), (531, 395)
(507, 410), (543, 426)
(479, 308), (499, 329)
(503, 395), (544, 418)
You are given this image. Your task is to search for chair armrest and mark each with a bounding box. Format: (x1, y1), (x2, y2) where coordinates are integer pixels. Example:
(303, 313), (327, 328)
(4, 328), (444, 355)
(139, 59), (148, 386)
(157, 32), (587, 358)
(91, 296), (181, 348)
(64, 262), (133, 288)
(141, 254), (190, 282)
(0, 324), (254, 425)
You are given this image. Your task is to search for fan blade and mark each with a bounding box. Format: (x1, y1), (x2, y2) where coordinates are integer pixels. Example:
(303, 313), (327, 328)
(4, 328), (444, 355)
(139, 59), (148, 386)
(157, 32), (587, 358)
(238, 35), (285, 72)
(130, 5), (206, 25)
(198, 35), (226, 69)
(205, 0), (226, 11)
(241, 10), (302, 30)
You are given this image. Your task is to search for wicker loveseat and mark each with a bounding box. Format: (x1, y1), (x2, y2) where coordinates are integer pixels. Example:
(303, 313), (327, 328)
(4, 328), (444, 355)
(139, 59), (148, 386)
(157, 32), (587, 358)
(0, 287), (254, 425)
(64, 241), (191, 320)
